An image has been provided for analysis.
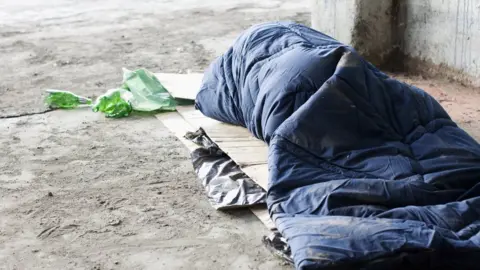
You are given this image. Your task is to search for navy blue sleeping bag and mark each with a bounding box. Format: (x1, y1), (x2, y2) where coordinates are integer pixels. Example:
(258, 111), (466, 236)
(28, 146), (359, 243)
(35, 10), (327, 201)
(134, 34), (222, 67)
(195, 22), (480, 269)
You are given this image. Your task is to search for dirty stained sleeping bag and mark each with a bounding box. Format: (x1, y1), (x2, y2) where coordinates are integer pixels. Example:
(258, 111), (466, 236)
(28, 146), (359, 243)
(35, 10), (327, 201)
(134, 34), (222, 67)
(195, 22), (480, 269)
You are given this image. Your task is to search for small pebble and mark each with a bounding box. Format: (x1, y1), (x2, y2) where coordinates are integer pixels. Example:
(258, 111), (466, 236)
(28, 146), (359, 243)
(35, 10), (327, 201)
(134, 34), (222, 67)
(47, 192), (53, 197)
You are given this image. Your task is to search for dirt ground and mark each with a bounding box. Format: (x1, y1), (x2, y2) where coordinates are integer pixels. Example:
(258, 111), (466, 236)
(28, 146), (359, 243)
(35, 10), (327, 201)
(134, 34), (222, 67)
(1, 1), (480, 270)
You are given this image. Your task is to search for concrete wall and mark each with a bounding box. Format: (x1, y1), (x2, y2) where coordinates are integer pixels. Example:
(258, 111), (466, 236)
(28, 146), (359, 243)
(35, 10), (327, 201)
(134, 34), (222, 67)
(311, 0), (358, 45)
(400, 0), (480, 84)
(311, 0), (394, 65)
(311, 0), (480, 85)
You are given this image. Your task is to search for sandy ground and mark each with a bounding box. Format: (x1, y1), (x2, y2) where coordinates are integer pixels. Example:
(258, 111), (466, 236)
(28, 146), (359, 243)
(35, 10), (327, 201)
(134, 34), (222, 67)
(1, 1), (480, 270)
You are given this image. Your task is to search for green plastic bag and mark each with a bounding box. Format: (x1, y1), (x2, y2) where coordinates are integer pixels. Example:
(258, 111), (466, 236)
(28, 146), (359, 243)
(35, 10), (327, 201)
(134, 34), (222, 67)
(122, 68), (176, 112)
(45, 90), (92, 109)
(92, 89), (134, 118)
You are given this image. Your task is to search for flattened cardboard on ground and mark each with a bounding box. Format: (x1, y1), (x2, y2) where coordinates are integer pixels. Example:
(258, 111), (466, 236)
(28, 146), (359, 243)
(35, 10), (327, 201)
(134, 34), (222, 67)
(155, 73), (202, 100)
(156, 110), (274, 230)
(176, 106), (269, 180)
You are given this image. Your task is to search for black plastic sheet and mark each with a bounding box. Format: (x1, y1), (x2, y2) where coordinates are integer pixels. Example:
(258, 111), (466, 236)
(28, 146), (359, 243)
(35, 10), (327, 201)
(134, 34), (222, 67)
(185, 128), (266, 210)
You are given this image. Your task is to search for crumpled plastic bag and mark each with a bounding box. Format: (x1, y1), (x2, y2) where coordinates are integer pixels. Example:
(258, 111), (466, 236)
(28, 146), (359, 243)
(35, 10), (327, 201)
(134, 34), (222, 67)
(92, 88), (134, 118)
(121, 68), (176, 112)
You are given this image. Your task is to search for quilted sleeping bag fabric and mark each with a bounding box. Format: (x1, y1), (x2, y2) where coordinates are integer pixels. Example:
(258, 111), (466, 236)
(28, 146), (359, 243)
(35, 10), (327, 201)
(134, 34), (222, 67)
(195, 22), (480, 270)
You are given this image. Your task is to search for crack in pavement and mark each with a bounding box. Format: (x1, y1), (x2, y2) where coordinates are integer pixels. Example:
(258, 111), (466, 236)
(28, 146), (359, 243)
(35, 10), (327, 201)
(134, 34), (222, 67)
(0, 108), (56, 119)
